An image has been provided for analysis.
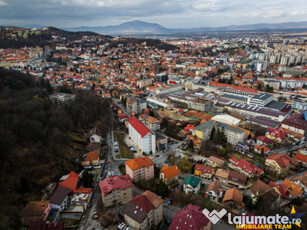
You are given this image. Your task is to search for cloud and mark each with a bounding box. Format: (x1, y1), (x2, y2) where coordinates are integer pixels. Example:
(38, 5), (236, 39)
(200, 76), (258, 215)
(0, 0), (7, 6)
(0, 0), (306, 28)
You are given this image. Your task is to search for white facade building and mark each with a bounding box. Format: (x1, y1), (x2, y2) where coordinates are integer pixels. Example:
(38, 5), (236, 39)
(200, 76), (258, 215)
(128, 117), (156, 154)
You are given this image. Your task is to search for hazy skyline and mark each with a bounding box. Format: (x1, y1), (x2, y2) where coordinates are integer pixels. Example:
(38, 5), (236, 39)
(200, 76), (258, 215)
(0, 0), (307, 28)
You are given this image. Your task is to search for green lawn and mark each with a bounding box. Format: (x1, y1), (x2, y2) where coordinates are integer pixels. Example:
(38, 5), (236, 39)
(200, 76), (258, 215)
(114, 132), (134, 159)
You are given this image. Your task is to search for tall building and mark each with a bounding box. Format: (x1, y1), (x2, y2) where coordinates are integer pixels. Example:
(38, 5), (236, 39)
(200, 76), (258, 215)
(99, 175), (133, 207)
(128, 117), (156, 154)
(169, 204), (211, 230)
(125, 157), (155, 182)
(155, 73), (168, 83)
(250, 93), (273, 107)
(194, 121), (214, 141)
(123, 194), (155, 230)
(126, 98), (147, 115)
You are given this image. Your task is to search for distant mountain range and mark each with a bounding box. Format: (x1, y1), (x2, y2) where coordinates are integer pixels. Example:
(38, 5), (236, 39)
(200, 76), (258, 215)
(64, 20), (307, 35)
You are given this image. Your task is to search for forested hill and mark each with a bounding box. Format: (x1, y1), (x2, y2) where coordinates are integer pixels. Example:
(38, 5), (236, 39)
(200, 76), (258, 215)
(0, 26), (111, 49)
(0, 68), (110, 229)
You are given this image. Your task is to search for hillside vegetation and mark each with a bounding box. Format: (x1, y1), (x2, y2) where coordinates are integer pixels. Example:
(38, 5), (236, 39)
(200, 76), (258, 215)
(0, 68), (110, 229)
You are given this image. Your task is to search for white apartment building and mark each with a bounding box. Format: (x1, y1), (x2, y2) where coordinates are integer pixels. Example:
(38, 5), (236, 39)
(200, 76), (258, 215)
(250, 93), (273, 107)
(219, 124), (245, 145)
(128, 117), (156, 154)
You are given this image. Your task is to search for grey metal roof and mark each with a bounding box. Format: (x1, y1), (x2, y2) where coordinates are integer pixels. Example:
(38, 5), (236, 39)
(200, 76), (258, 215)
(195, 120), (214, 132)
(264, 100), (287, 111)
(251, 93), (272, 101)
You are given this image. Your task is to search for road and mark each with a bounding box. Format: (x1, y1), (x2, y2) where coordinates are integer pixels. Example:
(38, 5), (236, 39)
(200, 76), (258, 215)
(114, 99), (129, 116)
(78, 104), (115, 230)
(78, 101), (182, 229)
(269, 140), (306, 155)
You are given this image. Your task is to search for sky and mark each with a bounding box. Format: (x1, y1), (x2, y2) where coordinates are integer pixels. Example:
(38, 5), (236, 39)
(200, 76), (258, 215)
(0, 0), (307, 28)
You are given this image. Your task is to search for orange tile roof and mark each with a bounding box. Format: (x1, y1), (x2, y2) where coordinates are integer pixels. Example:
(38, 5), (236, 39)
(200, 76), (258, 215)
(85, 151), (99, 161)
(295, 153), (307, 163)
(143, 190), (164, 208)
(223, 188), (244, 206)
(160, 165), (181, 180)
(60, 171), (80, 192)
(125, 157), (154, 170)
(282, 179), (303, 197)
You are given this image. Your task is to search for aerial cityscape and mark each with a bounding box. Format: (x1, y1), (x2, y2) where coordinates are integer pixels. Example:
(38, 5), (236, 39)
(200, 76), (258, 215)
(0, 1), (307, 230)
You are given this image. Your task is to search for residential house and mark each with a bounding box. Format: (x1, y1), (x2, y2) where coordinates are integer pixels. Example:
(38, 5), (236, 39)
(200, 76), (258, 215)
(207, 155), (225, 168)
(126, 98), (147, 115)
(216, 169), (248, 188)
(294, 153), (307, 167)
(169, 204), (211, 230)
(155, 132), (168, 151)
(236, 142), (249, 154)
(128, 116), (156, 154)
(184, 176), (202, 194)
(49, 186), (71, 211)
(227, 170), (248, 188)
(215, 169), (229, 184)
(256, 136), (274, 146)
(268, 181), (290, 198)
(229, 158), (263, 177)
(89, 127), (103, 143)
(86, 142), (101, 153)
(254, 145), (270, 155)
(143, 190), (164, 227)
(194, 164), (214, 180)
(123, 194), (155, 230)
(160, 165), (181, 185)
(60, 171), (92, 194)
(20, 201), (51, 227)
(265, 154), (290, 175)
(81, 151), (100, 168)
(222, 188), (244, 210)
(265, 127), (287, 142)
(205, 181), (223, 202)
(282, 179), (304, 198)
(125, 157), (155, 182)
(139, 114), (161, 131)
(99, 174), (133, 208)
(251, 179), (281, 207)
(194, 121), (214, 141)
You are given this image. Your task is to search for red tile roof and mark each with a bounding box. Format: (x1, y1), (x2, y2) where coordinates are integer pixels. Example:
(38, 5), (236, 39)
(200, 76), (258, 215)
(60, 172), (80, 192)
(128, 116), (151, 137)
(266, 154), (290, 168)
(295, 153), (307, 163)
(195, 164), (213, 174)
(169, 204), (210, 230)
(237, 159), (263, 175)
(99, 174), (133, 196)
(130, 194), (155, 213)
(229, 157), (239, 166)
